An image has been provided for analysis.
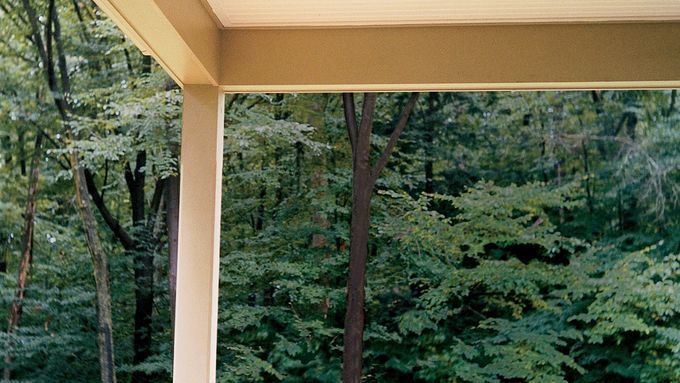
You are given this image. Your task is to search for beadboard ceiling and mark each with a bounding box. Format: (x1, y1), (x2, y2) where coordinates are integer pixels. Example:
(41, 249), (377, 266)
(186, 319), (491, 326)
(203, 0), (680, 28)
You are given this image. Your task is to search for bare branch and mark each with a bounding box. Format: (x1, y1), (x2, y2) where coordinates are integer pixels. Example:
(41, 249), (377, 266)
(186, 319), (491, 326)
(370, 92), (419, 183)
(0, 1), (28, 26)
(84, 170), (135, 250)
(20, 0), (48, 73)
(342, 93), (358, 152)
(50, 0), (71, 96)
(225, 93), (242, 114)
(666, 89), (677, 118)
(0, 39), (34, 64)
(358, 93), (377, 143)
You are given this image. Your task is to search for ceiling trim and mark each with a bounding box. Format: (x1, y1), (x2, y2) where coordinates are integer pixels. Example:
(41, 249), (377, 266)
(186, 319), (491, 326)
(221, 82), (680, 94)
(94, 0), (221, 87)
(204, 0), (680, 29)
(219, 23), (680, 93)
(93, 2), (680, 93)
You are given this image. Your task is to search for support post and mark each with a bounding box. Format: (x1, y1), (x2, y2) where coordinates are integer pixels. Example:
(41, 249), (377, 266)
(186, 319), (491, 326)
(173, 85), (224, 383)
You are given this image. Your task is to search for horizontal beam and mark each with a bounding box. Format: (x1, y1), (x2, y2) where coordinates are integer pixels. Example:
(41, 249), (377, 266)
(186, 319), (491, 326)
(92, 2), (680, 92)
(94, 0), (220, 87)
(220, 22), (680, 92)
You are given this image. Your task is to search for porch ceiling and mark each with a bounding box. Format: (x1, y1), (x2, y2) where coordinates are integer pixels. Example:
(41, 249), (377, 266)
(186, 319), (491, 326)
(204, 0), (680, 28)
(94, 0), (680, 92)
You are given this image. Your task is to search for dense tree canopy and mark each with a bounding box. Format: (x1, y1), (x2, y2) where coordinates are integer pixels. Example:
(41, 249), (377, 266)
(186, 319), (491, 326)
(0, 1), (679, 382)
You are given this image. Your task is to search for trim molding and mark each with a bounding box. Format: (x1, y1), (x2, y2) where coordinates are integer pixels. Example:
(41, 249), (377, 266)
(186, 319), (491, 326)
(91, 2), (680, 92)
(94, 0), (221, 87)
(220, 23), (680, 93)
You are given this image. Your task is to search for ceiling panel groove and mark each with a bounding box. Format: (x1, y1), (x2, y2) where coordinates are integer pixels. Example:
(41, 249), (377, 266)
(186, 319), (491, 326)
(204, 0), (680, 28)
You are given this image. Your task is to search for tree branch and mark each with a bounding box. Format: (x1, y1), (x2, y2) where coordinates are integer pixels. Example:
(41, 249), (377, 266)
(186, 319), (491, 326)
(342, 93), (358, 153)
(666, 89), (677, 118)
(225, 93), (242, 114)
(358, 93), (377, 143)
(370, 92), (419, 183)
(0, 1), (28, 27)
(0, 38), (35, 64)
(50, 0), (71, 97)
(20, 0), (48, 72)
(147, 178), (165, 228)
(85, 170), (135, 250)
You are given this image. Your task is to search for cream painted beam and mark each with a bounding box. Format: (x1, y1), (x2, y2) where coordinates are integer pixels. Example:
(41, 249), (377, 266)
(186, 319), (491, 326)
(93, 0), (220, 87)
(174, 86), (225, 383)
(220, 22), (680, 92)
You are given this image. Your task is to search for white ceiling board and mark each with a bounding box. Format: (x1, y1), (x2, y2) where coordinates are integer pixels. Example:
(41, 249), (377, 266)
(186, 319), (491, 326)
(203, 0), (680, 28)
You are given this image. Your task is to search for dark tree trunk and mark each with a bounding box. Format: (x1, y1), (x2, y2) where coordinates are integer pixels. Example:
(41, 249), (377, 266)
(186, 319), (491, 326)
(131, 255), (154, 383)
(72, 161), (117, 383)
(4, 132), (43, 380)
(120, 53), (158, 383)
(341, 93), (419, 383)
(1, 131), (11, 167)
(424, 93), (437, 194)
(253, 184), (266, 231)
(20, 0), (118, 380)
(166, 173), (179, 331)
(342, 93), (376, 383)
(555, 159), (564, 224)
(0, 250), (6, 273)
(581, 138), (594, 213)
(18, 129), (26, 176)
(125, 153), (155, 383)
(665, 89), (676, 118)
(424, 153), (434, 193)
(343, 173), (372, 383)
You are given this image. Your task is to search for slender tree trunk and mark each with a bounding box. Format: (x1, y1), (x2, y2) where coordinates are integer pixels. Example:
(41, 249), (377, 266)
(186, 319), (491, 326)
(126, 154), (155, 383)
(424, 93), (436, 194)
(341, 93), (419, 383)
(166, 172), (179, 331)
(0, 247), (6, 273)
(665, 89), (677, 118)
(581, 138), (594, 213)
(18, 129), (26, 176)
(131, 247), (154, 383)
(130, 178), (165, 383)
(555, 159), (564, 224)
(71, 155), (117, 383)
(20, 0), (118, 380)
(1, 131), (11, 167)
(343, 159), (372, 383)
(4, 132), (43, 380)
(307, 97), (332, 317)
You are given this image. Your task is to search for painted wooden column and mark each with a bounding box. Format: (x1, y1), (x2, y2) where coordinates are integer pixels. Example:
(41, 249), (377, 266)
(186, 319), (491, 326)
(173, 85), (224, 383)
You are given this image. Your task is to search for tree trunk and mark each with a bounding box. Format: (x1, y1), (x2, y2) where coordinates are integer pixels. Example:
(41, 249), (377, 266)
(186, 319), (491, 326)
(665, 89), (676, 118)
(343, 164), (372, 383)
(4, 132), (43, 380)
(303, 96), (332, 316)
(18, 129), (26, 176)
(424, 93), (437, 194)
(71, 156), (117, 383)
(341, 93), (419, 383)
(555, 159), (564, 224)
(126, 154), (155, 383)
(19, 0), (118, 380)
(131, 249), (154, 383)
(166, 173), (179, 332)
(0, 248), (6, 273)
(581, 138), (594, 213)
(1, 131), (11, 167)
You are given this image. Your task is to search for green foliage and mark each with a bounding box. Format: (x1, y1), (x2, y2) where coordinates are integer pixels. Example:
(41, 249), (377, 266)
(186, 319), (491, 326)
(0, 2), (679, 382)
(569, 244), (680, 382)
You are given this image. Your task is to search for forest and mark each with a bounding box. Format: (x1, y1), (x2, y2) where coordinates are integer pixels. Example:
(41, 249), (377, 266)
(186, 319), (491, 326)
(0, 1), (679, 382)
